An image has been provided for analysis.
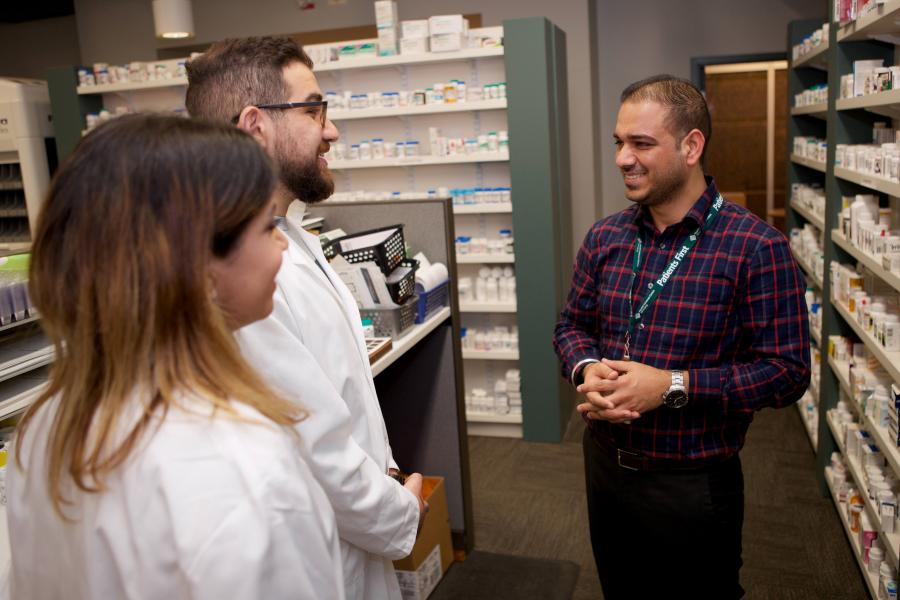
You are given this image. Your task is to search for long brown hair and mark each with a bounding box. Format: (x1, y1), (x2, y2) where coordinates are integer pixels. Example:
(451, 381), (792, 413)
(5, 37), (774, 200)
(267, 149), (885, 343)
(17, 113), (305, 514)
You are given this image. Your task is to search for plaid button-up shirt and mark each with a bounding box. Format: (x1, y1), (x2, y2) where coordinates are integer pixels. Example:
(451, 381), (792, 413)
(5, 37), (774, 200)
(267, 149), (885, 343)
(553, 177), (811, 459)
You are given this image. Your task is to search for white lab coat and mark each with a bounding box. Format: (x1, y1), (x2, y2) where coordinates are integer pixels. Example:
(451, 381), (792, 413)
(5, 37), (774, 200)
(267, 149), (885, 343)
(235, 212), (419, 600)
(6, 394), (344, 600)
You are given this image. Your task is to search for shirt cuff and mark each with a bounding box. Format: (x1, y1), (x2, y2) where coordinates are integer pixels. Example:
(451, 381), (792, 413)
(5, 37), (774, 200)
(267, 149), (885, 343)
(572, 358), (601, 386)
(688, 367), (726, 412)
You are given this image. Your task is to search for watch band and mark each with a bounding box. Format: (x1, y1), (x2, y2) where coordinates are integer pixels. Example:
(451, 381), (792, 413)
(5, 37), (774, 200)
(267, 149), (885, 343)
(572, 358), (600, 386)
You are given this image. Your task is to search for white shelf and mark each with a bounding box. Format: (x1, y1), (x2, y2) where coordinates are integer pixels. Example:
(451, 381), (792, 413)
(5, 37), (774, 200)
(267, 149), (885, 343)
(837, 89), (900, 118)
(832, 230), (900, 296)
(832, 299), (900, 386)
(829, 355), (854, 400)
(77, 77), (188, 94)
(834, 166), (900, 197)
(466, 420), (522, 438)
(459, 301), (516, 313)
(789, 198), (825, 231)
(828, 410), (848, 455)
(811, 323), (822, 346)
(824, 465), (883, 599)
(796, 400), (818, 451)
(370, 307), (451, 377)
(455, 254), (514, 264)
(792, 42), (829, 70)
(833, 354), (900, 511)
(315, 46), (505, 73)
(462, 349), (519, 360)
(838, 0), (900, 41)
(790, 102), (828, 118)
(790, 154), (827, 173)
(328, 151), (509, 170)
(330, 98), (507, 121)
(827, 410), (900, 569)
(0, 371), (47, 421)
(794, 250), (823, 290)
(466, 411), (522, 424)
(0, 330), (53, 384)
(452, 204), (513, 214)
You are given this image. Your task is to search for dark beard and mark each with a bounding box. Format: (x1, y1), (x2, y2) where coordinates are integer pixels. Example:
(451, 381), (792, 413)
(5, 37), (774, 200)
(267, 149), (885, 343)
(275, 139), (334, 203)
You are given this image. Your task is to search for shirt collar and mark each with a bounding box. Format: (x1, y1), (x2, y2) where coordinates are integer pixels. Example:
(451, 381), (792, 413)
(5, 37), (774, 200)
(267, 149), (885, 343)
(635, 175), (719, 234)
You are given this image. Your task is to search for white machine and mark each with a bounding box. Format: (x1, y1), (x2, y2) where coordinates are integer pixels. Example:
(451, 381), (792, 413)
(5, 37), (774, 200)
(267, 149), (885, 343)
(0, 78), (54, 250)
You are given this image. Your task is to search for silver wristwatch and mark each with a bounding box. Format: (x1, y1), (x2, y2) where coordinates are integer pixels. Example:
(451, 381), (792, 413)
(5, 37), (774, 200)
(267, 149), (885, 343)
(661, 370), (688, 408)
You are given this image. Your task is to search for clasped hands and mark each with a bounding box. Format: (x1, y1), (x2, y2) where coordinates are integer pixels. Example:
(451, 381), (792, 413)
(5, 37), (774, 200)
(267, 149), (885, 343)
(575, 358), (673, 424)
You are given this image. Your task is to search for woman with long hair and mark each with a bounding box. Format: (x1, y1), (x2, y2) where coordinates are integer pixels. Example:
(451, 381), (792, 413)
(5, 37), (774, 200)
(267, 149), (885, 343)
(7, 114), (345, 599)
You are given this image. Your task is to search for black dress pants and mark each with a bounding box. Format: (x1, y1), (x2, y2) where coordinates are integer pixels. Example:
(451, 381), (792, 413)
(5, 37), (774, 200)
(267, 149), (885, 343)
(583, 429), (745, 600)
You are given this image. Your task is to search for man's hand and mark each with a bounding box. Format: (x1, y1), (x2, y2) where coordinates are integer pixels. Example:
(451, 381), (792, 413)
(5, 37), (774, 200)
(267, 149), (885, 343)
(576, 361), (618, 406)
(576, 359), (676, 423)
(402, 473), (429, 536)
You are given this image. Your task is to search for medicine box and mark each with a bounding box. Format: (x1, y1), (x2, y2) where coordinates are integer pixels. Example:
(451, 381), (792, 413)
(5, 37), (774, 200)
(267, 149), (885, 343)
(428, 14), (468, 35)
(378, 26), (399, 56)
(401, 37), (429, 56)
(394, 477), (454, 600)
(374, 0), (398, 26)
(430, 33), (464, 54)
(401, 19), (430, 39)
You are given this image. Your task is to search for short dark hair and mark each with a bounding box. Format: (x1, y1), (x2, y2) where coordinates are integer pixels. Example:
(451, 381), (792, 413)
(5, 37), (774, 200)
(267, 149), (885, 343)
(186, 36), (314, 123)
(620, 75), (711, 156)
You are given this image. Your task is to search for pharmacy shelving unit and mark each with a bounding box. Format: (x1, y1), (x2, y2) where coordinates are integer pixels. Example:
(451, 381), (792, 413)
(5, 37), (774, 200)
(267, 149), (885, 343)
(0, 321), (50, 422)
(788, 18), (831, 457)
(786, 4), (900, 589)
(317, 17), (572, 441)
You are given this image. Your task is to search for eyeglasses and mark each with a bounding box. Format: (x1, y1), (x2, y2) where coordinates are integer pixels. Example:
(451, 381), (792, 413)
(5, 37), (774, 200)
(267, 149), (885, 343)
(231, 100), (328, 126)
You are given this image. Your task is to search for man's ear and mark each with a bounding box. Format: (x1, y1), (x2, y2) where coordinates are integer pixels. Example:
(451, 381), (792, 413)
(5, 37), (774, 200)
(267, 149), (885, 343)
(237, 106), (273, 151)
(682, 128), (706, 167)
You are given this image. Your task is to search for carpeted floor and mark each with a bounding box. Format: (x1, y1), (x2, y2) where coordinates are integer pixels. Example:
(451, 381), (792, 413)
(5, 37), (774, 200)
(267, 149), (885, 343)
(467, 406), (866, 599)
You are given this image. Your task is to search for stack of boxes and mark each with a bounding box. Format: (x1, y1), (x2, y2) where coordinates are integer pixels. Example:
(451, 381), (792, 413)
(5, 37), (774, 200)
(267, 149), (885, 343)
(375, 0), (399, 56)
(428, 15), (469, 53)
(400, 19), (430, 55)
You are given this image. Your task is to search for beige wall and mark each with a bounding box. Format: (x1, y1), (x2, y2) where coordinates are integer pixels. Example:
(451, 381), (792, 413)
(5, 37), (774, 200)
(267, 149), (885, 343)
(0, 15), (81, 80)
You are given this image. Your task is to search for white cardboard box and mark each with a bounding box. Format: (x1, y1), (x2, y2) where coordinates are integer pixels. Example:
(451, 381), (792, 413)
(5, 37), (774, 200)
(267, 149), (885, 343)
(401, 19), (430, 39)
(378, 25), (399, 56)
(430, 33), (464, 53)
(428, 14), (468, 35)
(400, 37), (429, 55)
(395, 545), (443, 600)
(374, 0), (398, 26)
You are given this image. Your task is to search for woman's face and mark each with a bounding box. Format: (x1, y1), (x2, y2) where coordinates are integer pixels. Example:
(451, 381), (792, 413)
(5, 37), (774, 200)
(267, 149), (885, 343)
(210, 200), (288, 329)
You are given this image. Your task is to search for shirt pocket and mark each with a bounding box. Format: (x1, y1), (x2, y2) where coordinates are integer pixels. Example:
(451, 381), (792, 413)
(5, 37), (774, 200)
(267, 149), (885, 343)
(664, 265), (738, 357)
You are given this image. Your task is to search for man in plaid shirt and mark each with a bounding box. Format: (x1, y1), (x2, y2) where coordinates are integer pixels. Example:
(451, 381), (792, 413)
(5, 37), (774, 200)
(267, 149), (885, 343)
(553, 75), (810, 599)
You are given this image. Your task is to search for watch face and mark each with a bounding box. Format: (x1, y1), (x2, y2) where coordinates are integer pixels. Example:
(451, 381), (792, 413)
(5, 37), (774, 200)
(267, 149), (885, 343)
(664, 389), (688, 408)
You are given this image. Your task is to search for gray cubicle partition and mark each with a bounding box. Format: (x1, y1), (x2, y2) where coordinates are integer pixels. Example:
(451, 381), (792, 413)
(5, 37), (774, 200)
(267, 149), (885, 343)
(307, 197), (473, 552)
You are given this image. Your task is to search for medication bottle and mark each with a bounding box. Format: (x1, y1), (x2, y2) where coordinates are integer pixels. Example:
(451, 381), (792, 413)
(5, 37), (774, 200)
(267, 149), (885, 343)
(361, 318), (375, 337)
(849, 488), (865, 532)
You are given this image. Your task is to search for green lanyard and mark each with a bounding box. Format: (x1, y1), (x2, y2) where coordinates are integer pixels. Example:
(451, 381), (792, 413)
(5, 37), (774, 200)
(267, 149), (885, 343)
(623, 193), (724, 360)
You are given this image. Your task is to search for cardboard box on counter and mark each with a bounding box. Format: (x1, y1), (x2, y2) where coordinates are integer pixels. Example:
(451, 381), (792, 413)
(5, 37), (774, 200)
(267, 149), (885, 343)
(394, 477), (454, 600)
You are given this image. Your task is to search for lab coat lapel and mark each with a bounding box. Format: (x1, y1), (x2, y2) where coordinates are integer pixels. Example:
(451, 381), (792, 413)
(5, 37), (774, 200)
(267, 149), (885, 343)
(285, 219), (373, 371)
